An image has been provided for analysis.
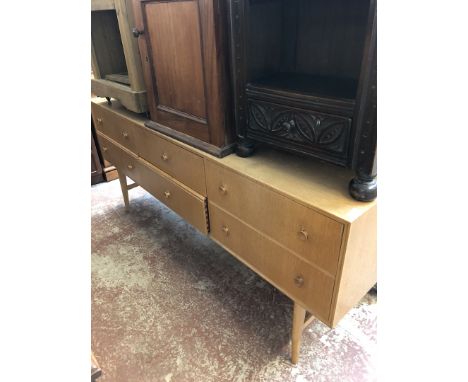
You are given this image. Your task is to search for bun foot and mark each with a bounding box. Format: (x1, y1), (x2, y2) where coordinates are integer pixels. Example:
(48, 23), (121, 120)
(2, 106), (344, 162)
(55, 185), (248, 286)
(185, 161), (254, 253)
(236, 139), (256, 158)
(349, 176), (377, 202)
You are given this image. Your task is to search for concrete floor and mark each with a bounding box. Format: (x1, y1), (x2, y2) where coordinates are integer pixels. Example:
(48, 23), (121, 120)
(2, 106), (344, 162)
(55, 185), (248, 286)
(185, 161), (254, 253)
(92, 178), (377, 382)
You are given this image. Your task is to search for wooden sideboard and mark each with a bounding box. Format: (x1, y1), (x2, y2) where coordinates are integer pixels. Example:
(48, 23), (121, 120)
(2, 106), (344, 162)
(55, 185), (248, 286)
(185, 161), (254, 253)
(91, 98), (376, 364)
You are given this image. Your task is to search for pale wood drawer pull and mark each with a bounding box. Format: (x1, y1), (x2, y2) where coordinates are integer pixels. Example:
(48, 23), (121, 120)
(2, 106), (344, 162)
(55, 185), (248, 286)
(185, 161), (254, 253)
(102, 146), (108, 152)
(97, 118), (103, 125)
(164, 191), (171, 199)
(123, 132), (129, 139)
(218, 184), (228, 195)
(161, 153), (169, 161)
(298, 228), (309, 241)
(127, 164), (134, 170)
(294, 275), (304, 288)
(222, 225), (230, 236)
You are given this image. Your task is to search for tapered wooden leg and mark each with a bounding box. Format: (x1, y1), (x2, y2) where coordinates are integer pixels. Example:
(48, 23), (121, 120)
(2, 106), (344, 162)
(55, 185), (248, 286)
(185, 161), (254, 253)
(117, 171), (129, 209)
(291, 302), (306, 364)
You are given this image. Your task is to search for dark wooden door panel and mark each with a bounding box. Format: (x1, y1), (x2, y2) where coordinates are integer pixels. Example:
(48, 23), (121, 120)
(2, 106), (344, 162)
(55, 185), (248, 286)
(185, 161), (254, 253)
(145, 1), (207, 121)
(133, 0), (234, 154)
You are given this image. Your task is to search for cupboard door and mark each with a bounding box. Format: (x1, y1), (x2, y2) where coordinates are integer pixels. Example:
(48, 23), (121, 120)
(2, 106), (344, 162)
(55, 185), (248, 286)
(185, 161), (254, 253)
(133, 0), (229, 147)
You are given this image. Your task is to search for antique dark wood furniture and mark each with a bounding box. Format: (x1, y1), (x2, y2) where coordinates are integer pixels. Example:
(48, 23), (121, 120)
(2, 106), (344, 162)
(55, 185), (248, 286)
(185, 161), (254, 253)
(92, 117), (119, 184)
(132, 0), (235, 157)
(92, 124), (105, 185)
(228, 0), (377, 201)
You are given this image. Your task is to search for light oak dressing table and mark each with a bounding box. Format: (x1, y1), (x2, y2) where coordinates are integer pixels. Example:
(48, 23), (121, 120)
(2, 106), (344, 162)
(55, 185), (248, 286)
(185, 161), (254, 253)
(92, 98), (376, 364)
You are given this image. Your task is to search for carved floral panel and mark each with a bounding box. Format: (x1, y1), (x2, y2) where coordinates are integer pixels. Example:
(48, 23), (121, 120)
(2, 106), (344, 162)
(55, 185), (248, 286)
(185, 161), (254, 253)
(247, 100), (351, 155)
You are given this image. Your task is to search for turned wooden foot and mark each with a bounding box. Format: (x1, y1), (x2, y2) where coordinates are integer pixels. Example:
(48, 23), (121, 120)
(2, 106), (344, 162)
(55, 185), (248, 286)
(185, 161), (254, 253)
(235, 138), (256, 157)
(291, 301), (315, 364)
(349, 175), (377, 202)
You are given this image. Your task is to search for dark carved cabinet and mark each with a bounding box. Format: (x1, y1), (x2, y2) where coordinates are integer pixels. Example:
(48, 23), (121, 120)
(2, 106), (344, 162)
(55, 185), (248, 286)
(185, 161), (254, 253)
(132, 0), (235, 157)
(228, 0), (377, 201)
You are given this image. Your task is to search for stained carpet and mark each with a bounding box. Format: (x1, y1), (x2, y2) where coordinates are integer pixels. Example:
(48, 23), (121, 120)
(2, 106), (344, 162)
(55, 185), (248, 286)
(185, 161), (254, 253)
(91, 178), (377, 382)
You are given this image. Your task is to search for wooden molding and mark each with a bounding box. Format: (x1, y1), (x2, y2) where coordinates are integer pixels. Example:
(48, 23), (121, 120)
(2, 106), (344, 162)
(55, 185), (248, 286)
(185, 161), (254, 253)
(145, 120), (236, 158)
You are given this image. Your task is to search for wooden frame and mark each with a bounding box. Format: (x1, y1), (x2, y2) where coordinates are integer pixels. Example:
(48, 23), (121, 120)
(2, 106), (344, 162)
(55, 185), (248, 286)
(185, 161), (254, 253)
(91, 0), (147, 113)
(227, 0), (377, 201)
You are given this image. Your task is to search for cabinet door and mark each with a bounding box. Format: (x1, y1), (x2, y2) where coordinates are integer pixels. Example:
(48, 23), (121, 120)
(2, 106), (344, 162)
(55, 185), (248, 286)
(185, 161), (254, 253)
(133, 0), (229, 147)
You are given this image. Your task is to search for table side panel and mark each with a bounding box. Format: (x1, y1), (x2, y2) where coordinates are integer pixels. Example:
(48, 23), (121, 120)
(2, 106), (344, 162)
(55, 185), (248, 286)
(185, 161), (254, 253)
(329, 205), (377, 327)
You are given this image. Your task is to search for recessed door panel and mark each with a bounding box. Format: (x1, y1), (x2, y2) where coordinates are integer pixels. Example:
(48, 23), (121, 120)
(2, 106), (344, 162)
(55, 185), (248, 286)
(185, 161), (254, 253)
(133, 0), (232, 148)
(145, 1), (207, 121)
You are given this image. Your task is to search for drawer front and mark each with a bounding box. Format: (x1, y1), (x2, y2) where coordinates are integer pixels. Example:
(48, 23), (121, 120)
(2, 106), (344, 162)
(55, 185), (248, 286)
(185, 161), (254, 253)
(92, 103), (138, 153)
(130, 124), (207, 196)
(209, 203), (334, 322)
(205, 160), (343, 276)
(97, 133), (209, 234)
(92, 103), (207, 195)
(246, 98), (352, 166)
(98, 133), (126, 168)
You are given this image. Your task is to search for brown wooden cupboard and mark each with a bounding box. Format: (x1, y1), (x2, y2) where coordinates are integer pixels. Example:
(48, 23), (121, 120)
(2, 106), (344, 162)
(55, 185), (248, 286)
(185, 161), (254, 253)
(132, 0), (235, 157)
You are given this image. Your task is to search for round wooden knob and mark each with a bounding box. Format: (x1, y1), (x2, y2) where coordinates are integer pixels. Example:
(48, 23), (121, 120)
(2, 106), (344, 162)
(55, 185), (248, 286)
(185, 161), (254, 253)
(97, 118), (103, 124)
(218, 184), (227, 195)
(161, 153), (169, 161)
(164, 191), (171, 199)
(102, 147), (108, 152)
(294, 275), (304, 288)
(123, 132), (129, 138)
(298, 228), (309, 241)
(127, 164), (134, 170)
(222, 226), (229, 236)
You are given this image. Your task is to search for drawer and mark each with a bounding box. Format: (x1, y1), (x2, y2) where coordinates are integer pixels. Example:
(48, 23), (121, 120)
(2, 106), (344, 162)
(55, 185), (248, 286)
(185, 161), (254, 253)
(209, 203), (334, 322)
(205, 160), (343, 276)
(92, 102), (138, 153)
(97, 133), (209, 234)
(92, 103), (207, 195)
(98, 134), (125, 168)
(245, 98), (352, 165)
(130, 124), (207, 196)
